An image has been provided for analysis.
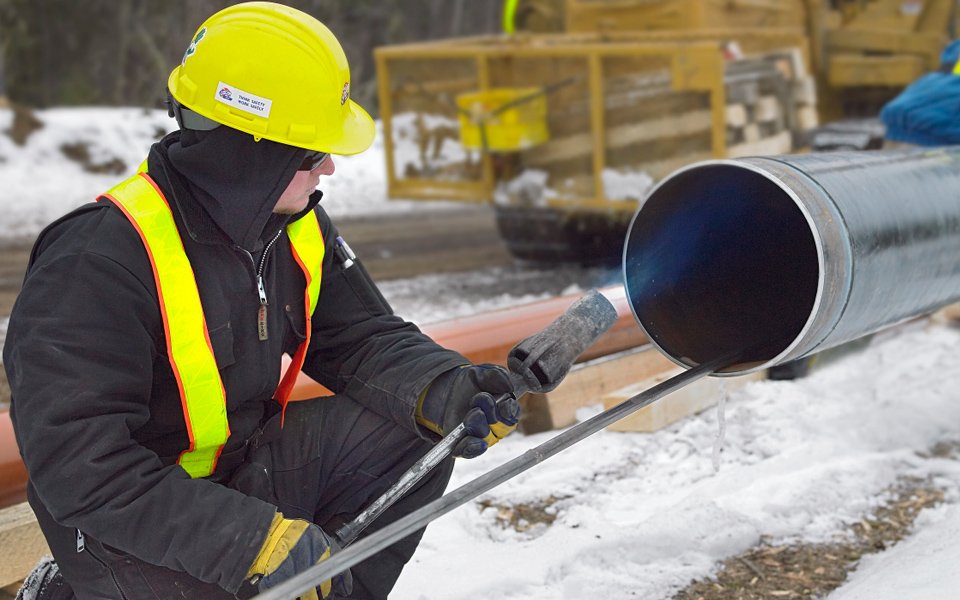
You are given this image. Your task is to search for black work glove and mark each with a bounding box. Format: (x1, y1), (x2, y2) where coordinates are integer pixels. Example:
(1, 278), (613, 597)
(248, 513), (352, 600)
(416, 364), (521, 458)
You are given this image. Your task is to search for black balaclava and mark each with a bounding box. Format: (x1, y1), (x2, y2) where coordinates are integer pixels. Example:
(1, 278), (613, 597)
(165, 125), (306, 252)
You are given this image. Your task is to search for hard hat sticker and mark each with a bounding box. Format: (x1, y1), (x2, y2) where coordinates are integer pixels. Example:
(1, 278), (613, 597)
(214, 81), (273, 118)
(182, 27), (206, 64)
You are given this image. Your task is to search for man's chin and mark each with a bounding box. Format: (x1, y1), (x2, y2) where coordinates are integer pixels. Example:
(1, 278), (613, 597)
(273, 197), (311, 215)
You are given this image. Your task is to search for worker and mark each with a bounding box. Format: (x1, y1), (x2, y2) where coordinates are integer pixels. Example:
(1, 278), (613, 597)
(4, 3), (520, 599)
(880, 39), (960, 146)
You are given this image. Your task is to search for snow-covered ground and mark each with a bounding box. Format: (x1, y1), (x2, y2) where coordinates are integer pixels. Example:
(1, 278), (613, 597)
(0, 107), (456, 242)
(396, 321), (960, 599)
(3, 108), (960, 599)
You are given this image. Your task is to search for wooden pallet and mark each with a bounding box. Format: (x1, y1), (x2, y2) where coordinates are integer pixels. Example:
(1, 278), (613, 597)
(520, 345), (677, 433)
(603, 367), (766, 433)
(0, 501), (47, 590)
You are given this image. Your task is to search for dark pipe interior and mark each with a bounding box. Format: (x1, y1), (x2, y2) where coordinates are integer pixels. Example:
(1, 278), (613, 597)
(624, 164), (820, 372)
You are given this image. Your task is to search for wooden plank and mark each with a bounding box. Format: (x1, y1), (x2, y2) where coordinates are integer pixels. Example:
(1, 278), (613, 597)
(519, 347), (677, 433)
(725, 104), (748, 128)
(791, 76), (818, 105)
(828, 54), (925, 87)
(936, 302), (960, 324)
(526, 109), (712, 166)
(603, 368), (766, 433)
(642, 152), (715, 180)
(826, 28), (945, 60)
(753, 95), (783, 123)
(727, 130), (793, 158)
(1, 582), (21, 599)
(0, 502), (46, 587)
(742, 123), (762, 143)
(796, 105), (819, 131)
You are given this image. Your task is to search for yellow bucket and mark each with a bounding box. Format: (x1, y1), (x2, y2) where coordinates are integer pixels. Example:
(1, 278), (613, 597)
(456, 87), (549, 152)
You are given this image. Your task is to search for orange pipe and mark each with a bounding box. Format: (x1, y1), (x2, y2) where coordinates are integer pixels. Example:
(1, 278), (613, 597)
(288, 286), (645, 399)
(0, 411), (27, 509)
(0, 287), (645, 508)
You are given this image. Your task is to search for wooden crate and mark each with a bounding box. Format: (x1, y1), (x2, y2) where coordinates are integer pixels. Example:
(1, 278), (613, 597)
(520, 346), (677, 433)
(603, 368), (765, 433)
(0, 502), (46, 588)
(564, 0), (808, 33)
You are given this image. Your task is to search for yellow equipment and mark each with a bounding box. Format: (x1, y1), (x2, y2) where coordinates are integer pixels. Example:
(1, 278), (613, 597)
(456, 87), (550, 152)
(375, 0), (955, 262)
(168, 1), (375, 155)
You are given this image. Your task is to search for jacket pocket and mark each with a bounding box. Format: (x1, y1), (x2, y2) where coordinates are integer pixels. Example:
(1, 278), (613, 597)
(283, 304), (308, 357)
(207, 321), (236, 369)
(340, 261), (394, 317)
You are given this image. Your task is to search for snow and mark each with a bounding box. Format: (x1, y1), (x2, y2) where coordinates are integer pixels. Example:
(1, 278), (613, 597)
(602, 167), (655, 202)
(0, 106), (460, 242)
(394, 322), (960, 598)
(0, 107), (177, 240)
(829, 503), (960, 600)
(4, 107), (960, 598)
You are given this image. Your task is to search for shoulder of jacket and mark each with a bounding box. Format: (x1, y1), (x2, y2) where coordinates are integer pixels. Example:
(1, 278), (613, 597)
(30, 199), (155, 286)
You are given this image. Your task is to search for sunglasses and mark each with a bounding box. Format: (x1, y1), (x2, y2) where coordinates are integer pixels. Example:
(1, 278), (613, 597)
(299, 151), (329, 171)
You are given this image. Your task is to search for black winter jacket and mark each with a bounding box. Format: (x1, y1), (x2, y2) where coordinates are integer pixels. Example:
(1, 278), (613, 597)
(3, 129), (465, 593)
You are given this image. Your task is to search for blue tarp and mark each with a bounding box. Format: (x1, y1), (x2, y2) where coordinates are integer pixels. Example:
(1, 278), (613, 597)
(880, 40), (960, 146)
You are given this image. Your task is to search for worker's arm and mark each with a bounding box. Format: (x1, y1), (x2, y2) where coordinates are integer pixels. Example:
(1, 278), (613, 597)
(301, 207), (470, 433)
(5, 208), (275, 594)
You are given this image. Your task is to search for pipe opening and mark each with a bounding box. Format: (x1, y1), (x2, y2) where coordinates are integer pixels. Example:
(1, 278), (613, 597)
(624, 163), (820, 373)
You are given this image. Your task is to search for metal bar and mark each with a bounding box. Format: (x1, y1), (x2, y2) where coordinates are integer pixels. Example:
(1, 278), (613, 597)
(477, 54), (495, 196)
(486, 76), (580, 117)
(588, 53), (606, 203)
(708, 52), (727, 159)
(334, 423), (467, 547)
(253, 356), (731, 600)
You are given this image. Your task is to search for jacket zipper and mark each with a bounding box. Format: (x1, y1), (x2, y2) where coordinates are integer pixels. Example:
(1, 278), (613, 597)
(254, 230), (283, 341)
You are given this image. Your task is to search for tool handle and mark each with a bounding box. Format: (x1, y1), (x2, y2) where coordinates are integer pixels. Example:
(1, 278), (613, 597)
(508, 289), (618, 393)
(335, 421), (467, 547)
(334, 390), (521, 547)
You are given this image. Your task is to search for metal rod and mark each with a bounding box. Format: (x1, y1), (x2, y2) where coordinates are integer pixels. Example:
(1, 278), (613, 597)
(336, 288), (617, 545)
(253, 355), (730, 600)
(334, 422), (467, 547)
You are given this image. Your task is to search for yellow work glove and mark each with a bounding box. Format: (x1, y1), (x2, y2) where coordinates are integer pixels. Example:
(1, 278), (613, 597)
(417, 364), (521, 458)
(248, 513), (352, 599)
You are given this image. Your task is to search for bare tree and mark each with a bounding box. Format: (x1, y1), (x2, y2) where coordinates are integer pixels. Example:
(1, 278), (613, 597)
(0, 0), (504, 112)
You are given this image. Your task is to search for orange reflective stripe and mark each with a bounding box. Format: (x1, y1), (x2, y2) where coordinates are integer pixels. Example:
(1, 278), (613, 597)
(275, 209), (325, 412)
(102, 172), (229, 479)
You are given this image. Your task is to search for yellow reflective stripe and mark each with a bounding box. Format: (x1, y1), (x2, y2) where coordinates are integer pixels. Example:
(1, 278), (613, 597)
(274, 209), (325, 411)
(103, 173), (229, 479)
(954, 59), (960, 75)
(287, 209), (324, 316)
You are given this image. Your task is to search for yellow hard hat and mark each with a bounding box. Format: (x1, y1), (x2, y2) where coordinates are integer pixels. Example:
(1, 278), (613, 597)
(167, 1), (375, 155)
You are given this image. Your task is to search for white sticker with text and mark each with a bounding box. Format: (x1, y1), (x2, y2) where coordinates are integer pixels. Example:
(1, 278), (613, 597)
(214, 82), (272, 118)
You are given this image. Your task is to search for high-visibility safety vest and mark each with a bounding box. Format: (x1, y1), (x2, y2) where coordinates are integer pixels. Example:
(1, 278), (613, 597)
(100, 164), (324, 478)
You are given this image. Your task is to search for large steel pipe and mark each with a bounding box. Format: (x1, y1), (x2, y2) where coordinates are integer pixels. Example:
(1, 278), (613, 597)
(623, 148), (960, 375)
